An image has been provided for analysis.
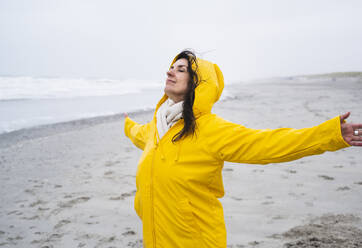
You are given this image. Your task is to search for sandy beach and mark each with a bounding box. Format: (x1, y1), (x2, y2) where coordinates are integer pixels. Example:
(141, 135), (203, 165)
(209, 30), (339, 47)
(1, 76), (362, 248)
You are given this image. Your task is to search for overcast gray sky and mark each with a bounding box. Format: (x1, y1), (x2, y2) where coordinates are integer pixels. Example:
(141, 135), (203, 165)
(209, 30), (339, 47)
(1, 0), (361, 82)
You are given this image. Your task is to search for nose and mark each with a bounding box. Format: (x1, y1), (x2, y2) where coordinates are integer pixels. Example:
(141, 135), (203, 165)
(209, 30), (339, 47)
(166, 68), (175, 77)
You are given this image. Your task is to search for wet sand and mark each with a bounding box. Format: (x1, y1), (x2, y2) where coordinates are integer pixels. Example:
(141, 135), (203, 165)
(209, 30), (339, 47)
(0, 76), (361, 247)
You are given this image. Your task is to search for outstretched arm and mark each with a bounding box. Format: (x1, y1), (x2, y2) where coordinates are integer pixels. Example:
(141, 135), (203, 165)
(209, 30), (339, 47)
(203, 114), (352, 165)
(340, 112), (362, 146)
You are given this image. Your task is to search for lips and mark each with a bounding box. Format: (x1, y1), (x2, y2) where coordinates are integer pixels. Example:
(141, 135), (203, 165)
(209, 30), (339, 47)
(166, 79), (176, 84)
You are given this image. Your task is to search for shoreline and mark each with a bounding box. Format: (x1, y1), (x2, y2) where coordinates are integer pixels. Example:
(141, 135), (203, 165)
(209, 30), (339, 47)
(0, 109), (154, 149)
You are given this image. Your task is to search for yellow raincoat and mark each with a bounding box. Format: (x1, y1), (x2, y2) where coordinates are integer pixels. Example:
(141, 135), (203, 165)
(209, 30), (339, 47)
(124, 57), (350, 248)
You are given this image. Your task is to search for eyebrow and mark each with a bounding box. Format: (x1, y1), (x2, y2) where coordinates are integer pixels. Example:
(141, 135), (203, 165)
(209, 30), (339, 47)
(172, 65), (188, 68)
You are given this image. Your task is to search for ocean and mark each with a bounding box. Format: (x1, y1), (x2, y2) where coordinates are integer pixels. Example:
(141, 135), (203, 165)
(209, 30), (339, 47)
(0, 76), (235, 134)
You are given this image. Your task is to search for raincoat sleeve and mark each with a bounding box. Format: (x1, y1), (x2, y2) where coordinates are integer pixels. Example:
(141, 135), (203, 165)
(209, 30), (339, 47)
(124, 116), (152, 150)
(204, 115), (351, 164)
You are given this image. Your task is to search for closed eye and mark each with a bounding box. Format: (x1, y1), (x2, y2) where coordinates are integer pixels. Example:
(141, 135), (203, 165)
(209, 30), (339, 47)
(170, 65), (188, 71)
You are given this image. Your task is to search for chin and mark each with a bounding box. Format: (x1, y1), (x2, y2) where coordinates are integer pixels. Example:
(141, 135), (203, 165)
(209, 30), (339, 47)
(164, 86), (172, 96)
(163, 91), (170, 99)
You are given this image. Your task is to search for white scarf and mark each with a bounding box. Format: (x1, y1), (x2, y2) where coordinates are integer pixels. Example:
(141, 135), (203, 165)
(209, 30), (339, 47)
(156, 98), (184, 139)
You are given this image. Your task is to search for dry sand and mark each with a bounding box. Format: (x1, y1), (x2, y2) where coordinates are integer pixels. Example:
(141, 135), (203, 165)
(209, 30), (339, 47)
(0, 77), (361, 248)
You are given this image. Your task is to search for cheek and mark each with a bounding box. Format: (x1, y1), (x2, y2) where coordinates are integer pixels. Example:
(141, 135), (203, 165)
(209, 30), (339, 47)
(179, 76), (189, 92)
(180, 80), (188, 92)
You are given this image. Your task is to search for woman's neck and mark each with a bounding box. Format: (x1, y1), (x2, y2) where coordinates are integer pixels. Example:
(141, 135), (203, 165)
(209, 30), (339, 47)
(167, 95), (184, 103)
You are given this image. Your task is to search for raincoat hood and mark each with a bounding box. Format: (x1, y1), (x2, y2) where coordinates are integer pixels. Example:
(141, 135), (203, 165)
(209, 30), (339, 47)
(155, 56), (225, 118)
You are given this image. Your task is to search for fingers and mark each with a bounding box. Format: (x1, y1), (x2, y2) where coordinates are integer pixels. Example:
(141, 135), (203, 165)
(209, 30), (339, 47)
(351, 123), (362, 129)
(350, 141), (362, 146)
(352, 136), (362, 141)
(123, 112), (129, 118)
(340, 112), (350, 123)
(350, 134), (362, 146)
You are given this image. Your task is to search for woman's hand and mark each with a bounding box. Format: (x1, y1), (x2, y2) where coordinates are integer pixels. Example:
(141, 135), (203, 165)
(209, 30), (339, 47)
(123, 112), (129, 118)
(340, 112), (362, 146)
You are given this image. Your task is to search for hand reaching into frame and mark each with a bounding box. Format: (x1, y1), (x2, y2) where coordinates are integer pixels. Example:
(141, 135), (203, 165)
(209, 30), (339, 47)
(340, 112), (362, 146)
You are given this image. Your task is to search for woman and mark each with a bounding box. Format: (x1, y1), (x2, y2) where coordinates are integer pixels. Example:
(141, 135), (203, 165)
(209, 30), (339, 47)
(124, 50), (362, 248)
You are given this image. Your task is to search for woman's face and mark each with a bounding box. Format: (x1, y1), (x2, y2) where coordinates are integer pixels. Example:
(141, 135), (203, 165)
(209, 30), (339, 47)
(164, 58), (190, 102)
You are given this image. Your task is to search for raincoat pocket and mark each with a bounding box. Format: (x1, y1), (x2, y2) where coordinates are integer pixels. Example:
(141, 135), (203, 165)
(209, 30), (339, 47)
(177, 199), (204, 246)
(134, 190), (143, 220)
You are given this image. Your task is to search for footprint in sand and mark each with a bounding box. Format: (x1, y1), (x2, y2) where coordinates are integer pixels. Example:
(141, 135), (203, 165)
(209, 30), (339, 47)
(85, 220), (99, 225)
(336, 186), (351, 191)
(29, 200), (46, 208)
(49, 233), (63, 240)
(109, 196), (123, 201)
(109, 190), (136, 200)
(54, 219), (71, 229)
(31, 233), (64, 246)
(354, 181), (362, 185)
(24, 188), (36, 195)
(97, 236), (116, 244)
(261, 201), (274, 205)
(7, 210), (19, 216)
(122, 230), (136, 236)
(318, 175), (334, 181)
(127, 239), (143, 248)
(58, 196), (90, 208)
(272, 215), (285, 220)
(33, 184), (44, 188)
(285, 169), (297, 174)
(333, 165), (344, 169)
(231, 196), (242, 201)
(104, 160), (120, 167)
(227, 244), (246, 248)
(6, 235), (24, 243)
(248, 240), (262, 247)
(20, 215), (39, 220)
(104, 170), (114, 176)
(223, 168), (233, 172)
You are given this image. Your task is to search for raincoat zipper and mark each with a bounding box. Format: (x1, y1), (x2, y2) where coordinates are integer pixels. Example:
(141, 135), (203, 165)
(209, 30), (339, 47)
(150, 127), (158, 247)
(150, 119), (182, 247)
(151, 145), (156, 247)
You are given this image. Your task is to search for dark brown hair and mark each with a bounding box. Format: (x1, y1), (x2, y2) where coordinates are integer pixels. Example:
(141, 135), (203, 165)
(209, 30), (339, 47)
(172, 50), (200, 142)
